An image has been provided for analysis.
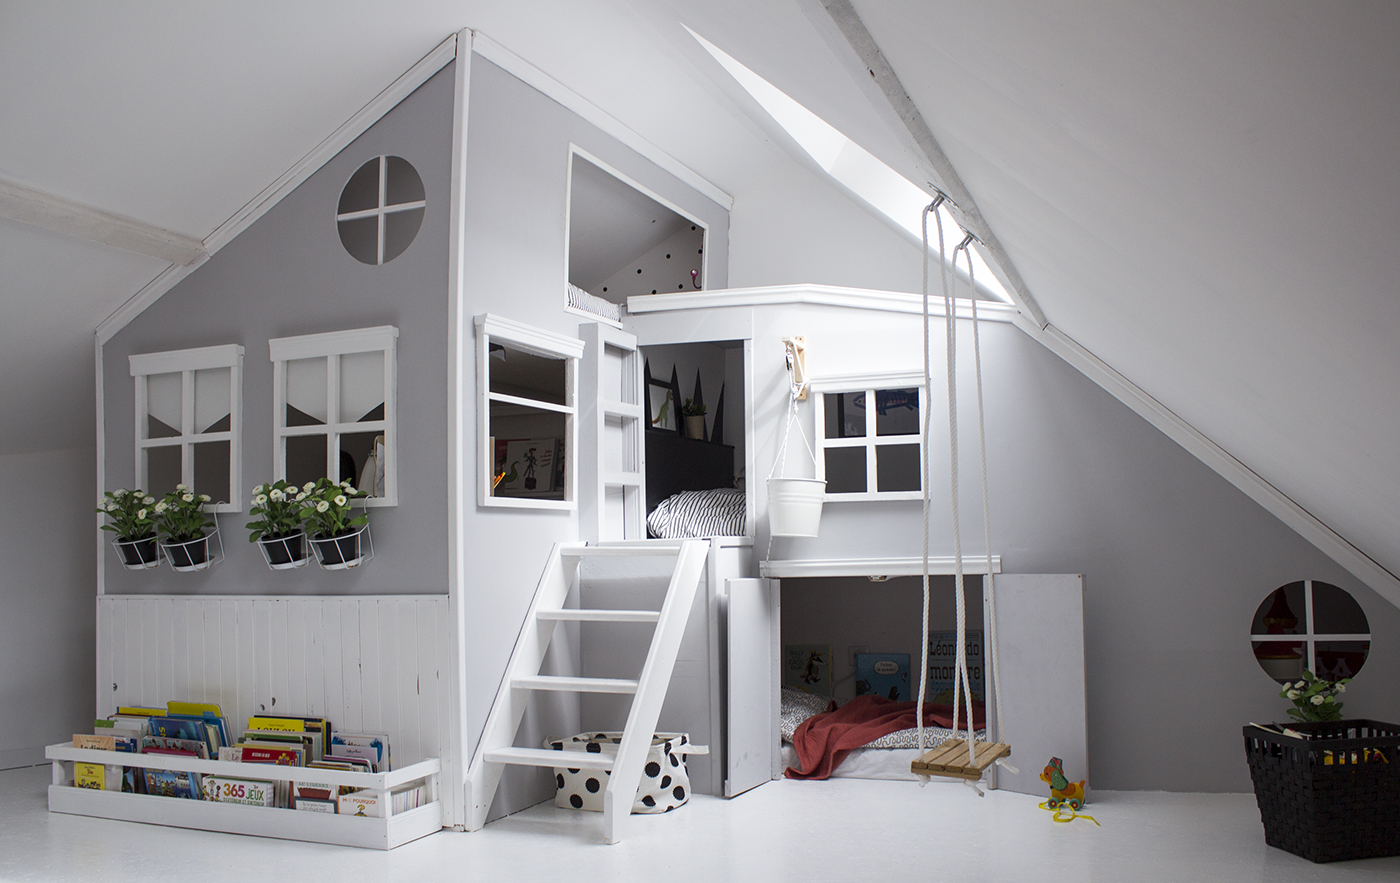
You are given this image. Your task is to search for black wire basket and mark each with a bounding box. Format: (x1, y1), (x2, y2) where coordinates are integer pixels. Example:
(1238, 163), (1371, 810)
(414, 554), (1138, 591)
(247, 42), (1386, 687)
(1243, 719), (1400, 862)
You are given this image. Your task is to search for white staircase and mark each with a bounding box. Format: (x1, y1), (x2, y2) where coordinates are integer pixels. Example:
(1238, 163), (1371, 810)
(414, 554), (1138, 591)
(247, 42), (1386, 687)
(465, 539), (710, 843)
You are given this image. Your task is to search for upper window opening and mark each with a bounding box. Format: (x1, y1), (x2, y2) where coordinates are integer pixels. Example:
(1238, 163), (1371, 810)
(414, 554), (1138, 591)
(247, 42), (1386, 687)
(566, 150), (705, 322)
(337, 156), (425, 265)
(685, 26), (1010, 304)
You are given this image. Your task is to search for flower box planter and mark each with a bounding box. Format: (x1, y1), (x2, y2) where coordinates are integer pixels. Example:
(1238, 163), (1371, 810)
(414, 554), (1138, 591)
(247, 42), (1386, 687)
(111, 535), (160, 570)
(257, 530), (310, 570)
(310, 524), (372, 570)
(159, 528), (223, 573)
(1243, 719), (1400, 862)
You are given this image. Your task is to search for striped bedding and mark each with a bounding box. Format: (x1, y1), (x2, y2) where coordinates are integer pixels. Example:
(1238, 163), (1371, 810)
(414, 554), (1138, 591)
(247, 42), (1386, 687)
(646, 487), (746, 538)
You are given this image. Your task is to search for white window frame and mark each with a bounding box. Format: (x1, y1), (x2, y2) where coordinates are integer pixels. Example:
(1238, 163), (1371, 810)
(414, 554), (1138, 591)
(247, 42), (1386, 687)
(475, 314), (583, 510)
(129, 344), (244, 513)
(1250, 579), (1373, 678)
(336, 155), (427, 266)
(269, 325), (398, 507)
(812, 372), (926, 502)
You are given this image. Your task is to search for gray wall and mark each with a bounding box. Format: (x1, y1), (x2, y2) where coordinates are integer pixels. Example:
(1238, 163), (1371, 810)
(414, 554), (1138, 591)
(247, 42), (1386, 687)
(459, 55), (731, 817)
(0, 447), (96, 768)
(101, 64), (456, 595)
(669, 300), (1400, 792)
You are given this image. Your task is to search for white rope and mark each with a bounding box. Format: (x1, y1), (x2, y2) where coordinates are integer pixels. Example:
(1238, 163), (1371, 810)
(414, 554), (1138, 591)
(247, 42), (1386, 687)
(967, 254), (1004, 744)
(916, 200), (941, 754)
(764, 361), (813, 562)
(947, 241), (976, 767)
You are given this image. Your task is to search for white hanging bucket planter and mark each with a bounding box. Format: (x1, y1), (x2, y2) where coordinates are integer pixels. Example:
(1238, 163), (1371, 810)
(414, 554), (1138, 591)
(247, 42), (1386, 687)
(111, 535), (161, 570)
(310, 523), (372, 570)
(159, 525), (223, 573)
(767, 339), (825, 538)
(767, 477), (826, 537)
(257, 530), (310, 570)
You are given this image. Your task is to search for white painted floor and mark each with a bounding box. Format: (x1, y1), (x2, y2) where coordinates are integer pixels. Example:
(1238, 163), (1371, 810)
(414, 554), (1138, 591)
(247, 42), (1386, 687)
(3, 764), (1398, 882)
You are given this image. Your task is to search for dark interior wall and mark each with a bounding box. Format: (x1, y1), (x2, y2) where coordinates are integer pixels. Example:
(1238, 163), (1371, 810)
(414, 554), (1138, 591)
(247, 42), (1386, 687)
(101, 64), (456, 595)
(459, 55), (731, 818)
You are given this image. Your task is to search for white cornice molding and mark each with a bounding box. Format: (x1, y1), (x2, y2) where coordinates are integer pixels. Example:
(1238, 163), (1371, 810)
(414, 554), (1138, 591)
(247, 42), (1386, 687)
(626, 284), (1018, 321)
(469, 31), (733, 211)
(96, 33), (459, 344)
(0, 178), (205, 266)
(474, 313), (585, 359)
(1014, 314), (1400, 608)
(761, 556), (1002, 578)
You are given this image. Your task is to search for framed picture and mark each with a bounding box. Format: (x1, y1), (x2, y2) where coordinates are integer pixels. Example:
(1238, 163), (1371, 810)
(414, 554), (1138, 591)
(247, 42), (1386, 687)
(643, 360), (683, 433)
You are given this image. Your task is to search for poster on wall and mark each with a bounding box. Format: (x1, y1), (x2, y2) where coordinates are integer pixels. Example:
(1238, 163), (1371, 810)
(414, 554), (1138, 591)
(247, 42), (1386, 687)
(927, 630), (984, 703)
(783, 644), (832, 697)
(854, 652), (911, 701)
(494, 438), (560, 494)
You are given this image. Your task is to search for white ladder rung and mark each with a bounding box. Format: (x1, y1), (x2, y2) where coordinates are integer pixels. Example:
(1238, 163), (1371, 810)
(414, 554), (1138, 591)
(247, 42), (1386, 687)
(485, 747), (615, 770)
(512, 675), (638, 694)
(604, 472), (643, 488)
(538, 609), (660, 623)
(564, 544), (683, 557)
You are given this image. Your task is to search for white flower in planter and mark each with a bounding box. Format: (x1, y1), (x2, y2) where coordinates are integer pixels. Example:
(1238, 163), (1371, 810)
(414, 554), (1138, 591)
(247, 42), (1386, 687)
(199, 494), (210, 503)
(269, 489), (283, 502)
(143, 495), (155, 505)
(316, 501), (329, 513)
(296, 492), (307, 501)
(304, 482), (315, 493)
(1337, 684), (1346, 693)
(334, 495), (347, 507)
(254, 494), (268, 505)
(154, 501), (168, 513)
(137, 509), (147, 519)
(1311, 694), (1326, 706)
(1287, 690), (1301, 700)
(176, 483), (189, 492)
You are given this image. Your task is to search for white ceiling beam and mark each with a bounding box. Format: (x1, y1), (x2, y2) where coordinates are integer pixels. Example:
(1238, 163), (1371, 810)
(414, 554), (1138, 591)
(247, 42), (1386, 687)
(806, 0), (1048, 329)
(0, 177), (205, 266)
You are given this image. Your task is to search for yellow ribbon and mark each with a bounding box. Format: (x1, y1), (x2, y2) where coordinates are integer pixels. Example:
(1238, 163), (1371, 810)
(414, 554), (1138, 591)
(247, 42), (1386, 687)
(1039, 800), (1100, 826)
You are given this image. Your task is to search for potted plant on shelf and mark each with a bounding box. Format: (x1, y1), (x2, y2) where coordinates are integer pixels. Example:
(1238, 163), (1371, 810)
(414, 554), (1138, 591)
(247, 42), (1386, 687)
(247, 480), (310, 570)
(682, 397), (707, 441)
(154, 485), (217, 571)
(300, 478), (370, 570)
(97, 489), (159, 569)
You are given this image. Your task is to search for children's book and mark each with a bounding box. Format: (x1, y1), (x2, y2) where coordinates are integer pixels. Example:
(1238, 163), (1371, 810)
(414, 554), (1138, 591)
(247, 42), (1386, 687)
(116, 706), (165, 717)
(854, 652), (912, 702)
(295, 797), (338, 813)
(783, 644), (833, 697)
(329, 733), (390, 772)
(147, 716), (207, 744)
(238, 743), (304, 767)
(204, 776), (277, 807)
(143, 769), (202, 799)
(338, 790), (382, 818)
(927, 630), (985, 703)
(243, 729), (322, 762)
(141, 736), (209, 759)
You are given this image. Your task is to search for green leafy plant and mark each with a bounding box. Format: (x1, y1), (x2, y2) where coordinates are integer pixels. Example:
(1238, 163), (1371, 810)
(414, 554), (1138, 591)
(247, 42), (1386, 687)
(245, 479), (307, 542)
(96, 489), (157, 540)
(154, 485), (213, 542)
(682, 397), (707, 417)
(299, 477), (368, 539)
(1280, 668), (1350, 722)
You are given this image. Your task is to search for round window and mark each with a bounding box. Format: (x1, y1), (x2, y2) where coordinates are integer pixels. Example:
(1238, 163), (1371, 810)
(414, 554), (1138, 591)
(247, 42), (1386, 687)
(1250, 580), (1370, 684)
(336, 155), (425, 265)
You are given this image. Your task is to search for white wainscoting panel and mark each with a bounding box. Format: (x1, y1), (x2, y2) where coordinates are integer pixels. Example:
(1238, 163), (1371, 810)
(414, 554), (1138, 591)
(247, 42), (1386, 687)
(97, 596), (451, 768)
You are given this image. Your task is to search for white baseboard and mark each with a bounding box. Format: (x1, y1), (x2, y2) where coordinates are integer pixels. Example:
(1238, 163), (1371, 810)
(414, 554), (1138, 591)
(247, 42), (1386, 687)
(0, 745), (47, 770)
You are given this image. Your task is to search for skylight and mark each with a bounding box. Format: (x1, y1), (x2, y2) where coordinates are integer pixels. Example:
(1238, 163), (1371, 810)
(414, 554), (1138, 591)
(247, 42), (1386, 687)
(686, 27), (1011, 304)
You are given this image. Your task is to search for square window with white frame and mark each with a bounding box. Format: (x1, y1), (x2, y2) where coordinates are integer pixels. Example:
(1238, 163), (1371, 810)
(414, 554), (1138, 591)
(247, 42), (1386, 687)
(129, 344), (243, 512)
(813, 375), (925, 501)
(269, 326), (397, 506)
(475, 314), (583, 509)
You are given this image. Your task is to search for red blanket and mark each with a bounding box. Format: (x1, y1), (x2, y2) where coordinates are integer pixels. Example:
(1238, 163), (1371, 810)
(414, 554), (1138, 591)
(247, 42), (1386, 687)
(785, 695), (986, 780)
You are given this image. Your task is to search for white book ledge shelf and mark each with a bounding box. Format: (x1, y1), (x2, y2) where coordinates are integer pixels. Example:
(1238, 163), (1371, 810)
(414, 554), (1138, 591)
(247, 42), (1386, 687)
(46, 743), (442, 850)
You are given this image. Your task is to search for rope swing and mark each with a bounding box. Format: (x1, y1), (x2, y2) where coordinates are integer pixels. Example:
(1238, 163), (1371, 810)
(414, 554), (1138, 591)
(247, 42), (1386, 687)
(911, 200), (1013, 788)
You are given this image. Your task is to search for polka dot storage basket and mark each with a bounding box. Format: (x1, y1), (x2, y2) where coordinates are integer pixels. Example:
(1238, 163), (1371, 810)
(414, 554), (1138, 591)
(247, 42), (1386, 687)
(546, 732), (694, 813)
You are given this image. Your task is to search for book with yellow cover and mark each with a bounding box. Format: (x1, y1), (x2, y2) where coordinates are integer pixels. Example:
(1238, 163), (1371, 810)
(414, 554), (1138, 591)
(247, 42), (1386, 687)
(167, 700), (223, 718)
(247, 716), (304, 732)
(116, 706), (165, 717)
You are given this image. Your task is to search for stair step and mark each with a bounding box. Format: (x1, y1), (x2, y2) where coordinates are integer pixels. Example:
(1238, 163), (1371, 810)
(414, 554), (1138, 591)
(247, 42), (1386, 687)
(485, 747), (615, 771)
(512, 675), (639, 694)
(563, 544), (684, 557)
(538, 608), (660, 623)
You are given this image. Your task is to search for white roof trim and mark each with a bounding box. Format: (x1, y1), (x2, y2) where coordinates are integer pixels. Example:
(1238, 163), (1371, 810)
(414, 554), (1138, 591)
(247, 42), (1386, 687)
(626, 284), (1018, 321)
(761, 556), (1002, 578)
(96, 33), (459, 344)
(0, 178), (205, 266)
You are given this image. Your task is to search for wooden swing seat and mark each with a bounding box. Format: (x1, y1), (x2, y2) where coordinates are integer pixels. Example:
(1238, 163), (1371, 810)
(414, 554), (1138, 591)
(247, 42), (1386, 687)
(911, 739), (1012, 780)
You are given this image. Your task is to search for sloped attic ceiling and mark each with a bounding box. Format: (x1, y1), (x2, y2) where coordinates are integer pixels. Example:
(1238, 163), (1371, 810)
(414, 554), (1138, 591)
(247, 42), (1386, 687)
(2, 1), (1399, 595)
